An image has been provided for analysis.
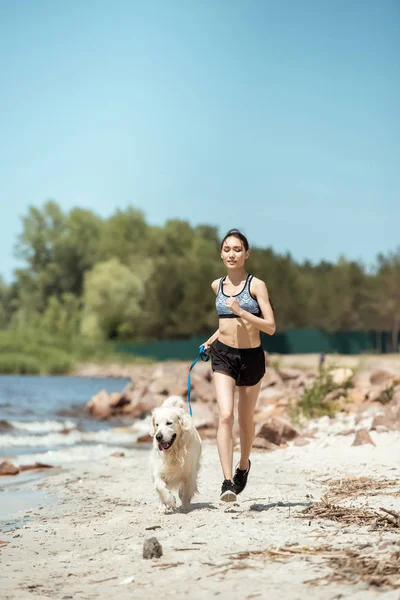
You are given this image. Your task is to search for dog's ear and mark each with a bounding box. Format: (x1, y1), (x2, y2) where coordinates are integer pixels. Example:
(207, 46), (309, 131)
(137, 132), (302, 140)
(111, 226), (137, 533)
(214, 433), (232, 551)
(177, 409), (192, 432)
(149, 412), (156, 436)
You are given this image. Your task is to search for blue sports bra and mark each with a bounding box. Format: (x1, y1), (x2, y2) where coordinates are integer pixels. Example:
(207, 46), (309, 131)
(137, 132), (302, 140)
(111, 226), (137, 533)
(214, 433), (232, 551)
(216, 274), (262, 319)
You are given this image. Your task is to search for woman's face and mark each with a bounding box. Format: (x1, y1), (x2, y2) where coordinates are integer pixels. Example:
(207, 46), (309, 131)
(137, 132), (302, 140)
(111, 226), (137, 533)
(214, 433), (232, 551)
(220, 235), (250, 269)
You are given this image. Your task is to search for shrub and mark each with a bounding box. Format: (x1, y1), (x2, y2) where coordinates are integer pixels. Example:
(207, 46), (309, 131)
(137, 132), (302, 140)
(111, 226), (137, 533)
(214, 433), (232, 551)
(0, 353), (41, 374)
(291, 366), (353, 422)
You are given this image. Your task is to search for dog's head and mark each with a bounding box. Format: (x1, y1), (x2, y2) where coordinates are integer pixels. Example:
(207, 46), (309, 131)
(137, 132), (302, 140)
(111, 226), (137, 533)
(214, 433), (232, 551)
(150, 403), (192, 452)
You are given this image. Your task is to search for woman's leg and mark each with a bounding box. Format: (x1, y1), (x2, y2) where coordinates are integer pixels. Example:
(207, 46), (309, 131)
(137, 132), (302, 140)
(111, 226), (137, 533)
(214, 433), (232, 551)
(213, 372), (236, 480)
(237, 380), (262, 470)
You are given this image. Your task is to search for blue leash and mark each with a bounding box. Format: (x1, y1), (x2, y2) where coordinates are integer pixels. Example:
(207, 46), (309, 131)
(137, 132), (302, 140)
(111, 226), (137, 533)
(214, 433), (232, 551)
(187, 345), (210, 417)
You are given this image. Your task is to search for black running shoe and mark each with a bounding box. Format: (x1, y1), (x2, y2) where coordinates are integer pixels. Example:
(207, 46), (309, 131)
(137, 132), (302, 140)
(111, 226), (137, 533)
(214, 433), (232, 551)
(220, 479), (237, 502)
(233, 459), (251, 495)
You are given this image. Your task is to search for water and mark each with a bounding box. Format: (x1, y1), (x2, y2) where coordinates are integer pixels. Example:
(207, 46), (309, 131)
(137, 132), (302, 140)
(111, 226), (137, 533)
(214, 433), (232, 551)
(0, 374), (153, 528)
(0, 375), (149, 467)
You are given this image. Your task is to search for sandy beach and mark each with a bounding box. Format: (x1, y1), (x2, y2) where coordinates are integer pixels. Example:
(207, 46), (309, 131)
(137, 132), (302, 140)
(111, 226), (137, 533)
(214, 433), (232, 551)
(2, 425), (400, 600)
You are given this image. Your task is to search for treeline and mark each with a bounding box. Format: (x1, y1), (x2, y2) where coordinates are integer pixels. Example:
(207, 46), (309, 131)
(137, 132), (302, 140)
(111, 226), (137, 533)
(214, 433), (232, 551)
(1, 201), (399, 350)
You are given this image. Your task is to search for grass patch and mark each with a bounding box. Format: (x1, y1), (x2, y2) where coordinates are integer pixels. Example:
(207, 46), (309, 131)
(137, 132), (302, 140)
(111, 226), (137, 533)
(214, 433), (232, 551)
(0, 329), (153, 375)
(291, 366), (353, 422)
(0, 353), (41, 374)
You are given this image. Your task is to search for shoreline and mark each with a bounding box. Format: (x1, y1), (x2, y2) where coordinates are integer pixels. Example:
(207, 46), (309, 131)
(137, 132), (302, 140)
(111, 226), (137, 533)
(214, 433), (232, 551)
(2, 433), (399, 599)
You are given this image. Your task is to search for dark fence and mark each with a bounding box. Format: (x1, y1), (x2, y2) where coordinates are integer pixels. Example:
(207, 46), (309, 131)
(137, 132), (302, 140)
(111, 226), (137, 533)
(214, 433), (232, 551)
(115, 329), (398, 361)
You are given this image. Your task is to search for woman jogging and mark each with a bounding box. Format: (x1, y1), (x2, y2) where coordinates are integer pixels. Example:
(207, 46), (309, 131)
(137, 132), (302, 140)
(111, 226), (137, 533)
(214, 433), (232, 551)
(202, 229), (276, 502)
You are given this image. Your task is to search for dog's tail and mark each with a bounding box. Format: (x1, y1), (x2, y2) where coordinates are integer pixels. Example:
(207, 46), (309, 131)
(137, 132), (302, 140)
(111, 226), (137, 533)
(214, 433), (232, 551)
(162, 395), (186, 411)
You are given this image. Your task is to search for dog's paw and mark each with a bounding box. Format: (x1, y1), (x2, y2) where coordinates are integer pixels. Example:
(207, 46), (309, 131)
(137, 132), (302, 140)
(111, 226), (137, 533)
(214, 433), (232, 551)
(159, 503), (175, 514)
(165, 496), (176, 509)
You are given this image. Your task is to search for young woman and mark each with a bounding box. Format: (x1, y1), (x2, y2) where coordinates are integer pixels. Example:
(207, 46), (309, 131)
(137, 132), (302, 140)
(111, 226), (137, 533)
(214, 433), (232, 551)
(203, 229), (276, 502)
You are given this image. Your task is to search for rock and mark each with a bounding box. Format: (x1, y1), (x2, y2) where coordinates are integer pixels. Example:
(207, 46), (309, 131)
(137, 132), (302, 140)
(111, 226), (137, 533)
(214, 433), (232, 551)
(189, 374), (215, 403)
(330, 368), (353, 386)
(198, 428), (217, 440)
(137, 434), (152, 443)
(254, 405), (279, 423)
(110, 452), (125, 457)
(252, 437), (280, 451)
(369, 381), (396, 404)
(277, 368), (303, 381)
(19, 462), (54, 471)
(87, 390), (114, 419)
(370, 369), (395, 386)
(261, 369), (283, 388)
(190, 359), (212, 382)
(109, 392), (131, 409)
(255, 417), (299, 446)
(257, 388), (285, 406)
(143, 537), (163, 559)
(148, 364), (187, 396)
(191, 403), (218, 430)
(322, 389), (345, 404)
(371, 413), (392, 431)
(0, 461), (20, 476)
(346, 389), (366, 406)
(351, 429), (375, 447)
(294, 437), (310, 447)
(130, 394), (163, 418)
(375, 425), (389, 433)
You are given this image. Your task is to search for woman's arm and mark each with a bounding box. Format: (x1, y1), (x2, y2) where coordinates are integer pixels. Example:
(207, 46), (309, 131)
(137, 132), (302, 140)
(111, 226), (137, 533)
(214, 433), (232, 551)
(201, 279), (221, 352)
(225, 279), (276, 336)
(205, 329), (220, 345)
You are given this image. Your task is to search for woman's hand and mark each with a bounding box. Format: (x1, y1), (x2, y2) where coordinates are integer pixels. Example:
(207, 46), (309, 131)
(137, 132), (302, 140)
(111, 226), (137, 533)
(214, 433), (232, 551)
(225, 298), (243, 316)
(200, 341), (212, 355)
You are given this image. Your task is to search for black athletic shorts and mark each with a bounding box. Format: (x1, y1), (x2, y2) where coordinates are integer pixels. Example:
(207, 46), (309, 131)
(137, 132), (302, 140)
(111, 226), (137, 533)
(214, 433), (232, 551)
(210, 340), (266, 387)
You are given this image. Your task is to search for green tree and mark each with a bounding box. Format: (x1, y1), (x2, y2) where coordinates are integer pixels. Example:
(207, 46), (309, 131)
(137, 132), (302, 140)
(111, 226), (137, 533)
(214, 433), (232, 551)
(14, 201), (102, 312)
(97, 208), (150, 264)
(369, 249), (400, 351)
(40, 293), (81, 340)
(81, 259), (148, 339)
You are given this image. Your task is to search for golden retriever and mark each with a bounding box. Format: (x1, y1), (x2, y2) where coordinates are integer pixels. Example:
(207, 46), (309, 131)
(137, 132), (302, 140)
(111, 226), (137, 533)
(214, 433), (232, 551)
(150, 396), (202, 512)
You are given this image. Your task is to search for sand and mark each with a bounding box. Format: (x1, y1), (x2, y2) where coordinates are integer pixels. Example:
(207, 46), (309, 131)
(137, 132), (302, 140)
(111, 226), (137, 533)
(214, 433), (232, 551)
(1, 429), (400, 600)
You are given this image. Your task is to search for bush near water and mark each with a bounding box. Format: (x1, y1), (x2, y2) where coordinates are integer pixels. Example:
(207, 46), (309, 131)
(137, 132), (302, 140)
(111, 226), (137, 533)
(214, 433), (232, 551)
(0, 330), (148, 375)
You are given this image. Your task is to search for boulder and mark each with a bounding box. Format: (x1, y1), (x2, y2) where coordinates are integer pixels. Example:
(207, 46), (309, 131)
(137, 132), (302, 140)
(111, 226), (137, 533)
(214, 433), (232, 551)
(293, 437), (311, 447)
(0, 461), (19, 476)
(330, 368), (353, 386)
(351, 429), (375, 447)
(370, 369), (395, 386)
(191, 402), (218, 431)
(261, 369), (283, 388)
(254, 405), (277, 423)
(19, 462), (54, 471)
(368, 381), (397, 404)
(137, 434), (152, 443)
(257, 387), (285, 406)
(189, 374), (215, 403)
(190, 359), (212, 382)
(148, 371), (187, 397)
(371, 413), (392, 431)
(88, 390), (114, 419)
(198, 428), (217, 440)
(255, 417), (299, 446)
(127, 393), (162, 418)
(252, 437), (280, 451)
(277, 368), (303, 381)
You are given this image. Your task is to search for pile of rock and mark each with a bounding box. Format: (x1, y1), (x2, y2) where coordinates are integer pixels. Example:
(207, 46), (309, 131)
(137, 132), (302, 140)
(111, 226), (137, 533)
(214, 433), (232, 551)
(86, 357), (400, 447)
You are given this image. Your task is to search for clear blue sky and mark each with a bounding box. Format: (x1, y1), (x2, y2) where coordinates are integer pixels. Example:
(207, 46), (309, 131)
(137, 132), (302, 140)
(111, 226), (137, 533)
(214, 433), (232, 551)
(1, 0), (399, 281)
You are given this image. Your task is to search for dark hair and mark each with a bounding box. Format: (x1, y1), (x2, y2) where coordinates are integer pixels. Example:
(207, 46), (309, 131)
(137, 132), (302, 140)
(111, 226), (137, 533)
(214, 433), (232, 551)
(220, 229), (249, 251)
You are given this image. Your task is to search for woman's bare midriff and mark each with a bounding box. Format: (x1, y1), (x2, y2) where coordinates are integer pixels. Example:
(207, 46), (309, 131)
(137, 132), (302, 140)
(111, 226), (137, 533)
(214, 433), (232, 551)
(218, 318), (261, 349)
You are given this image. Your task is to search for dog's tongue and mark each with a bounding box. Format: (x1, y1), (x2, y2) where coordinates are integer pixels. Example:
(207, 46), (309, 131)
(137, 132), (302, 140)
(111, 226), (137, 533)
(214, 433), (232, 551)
(159, 442), (171, 451)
